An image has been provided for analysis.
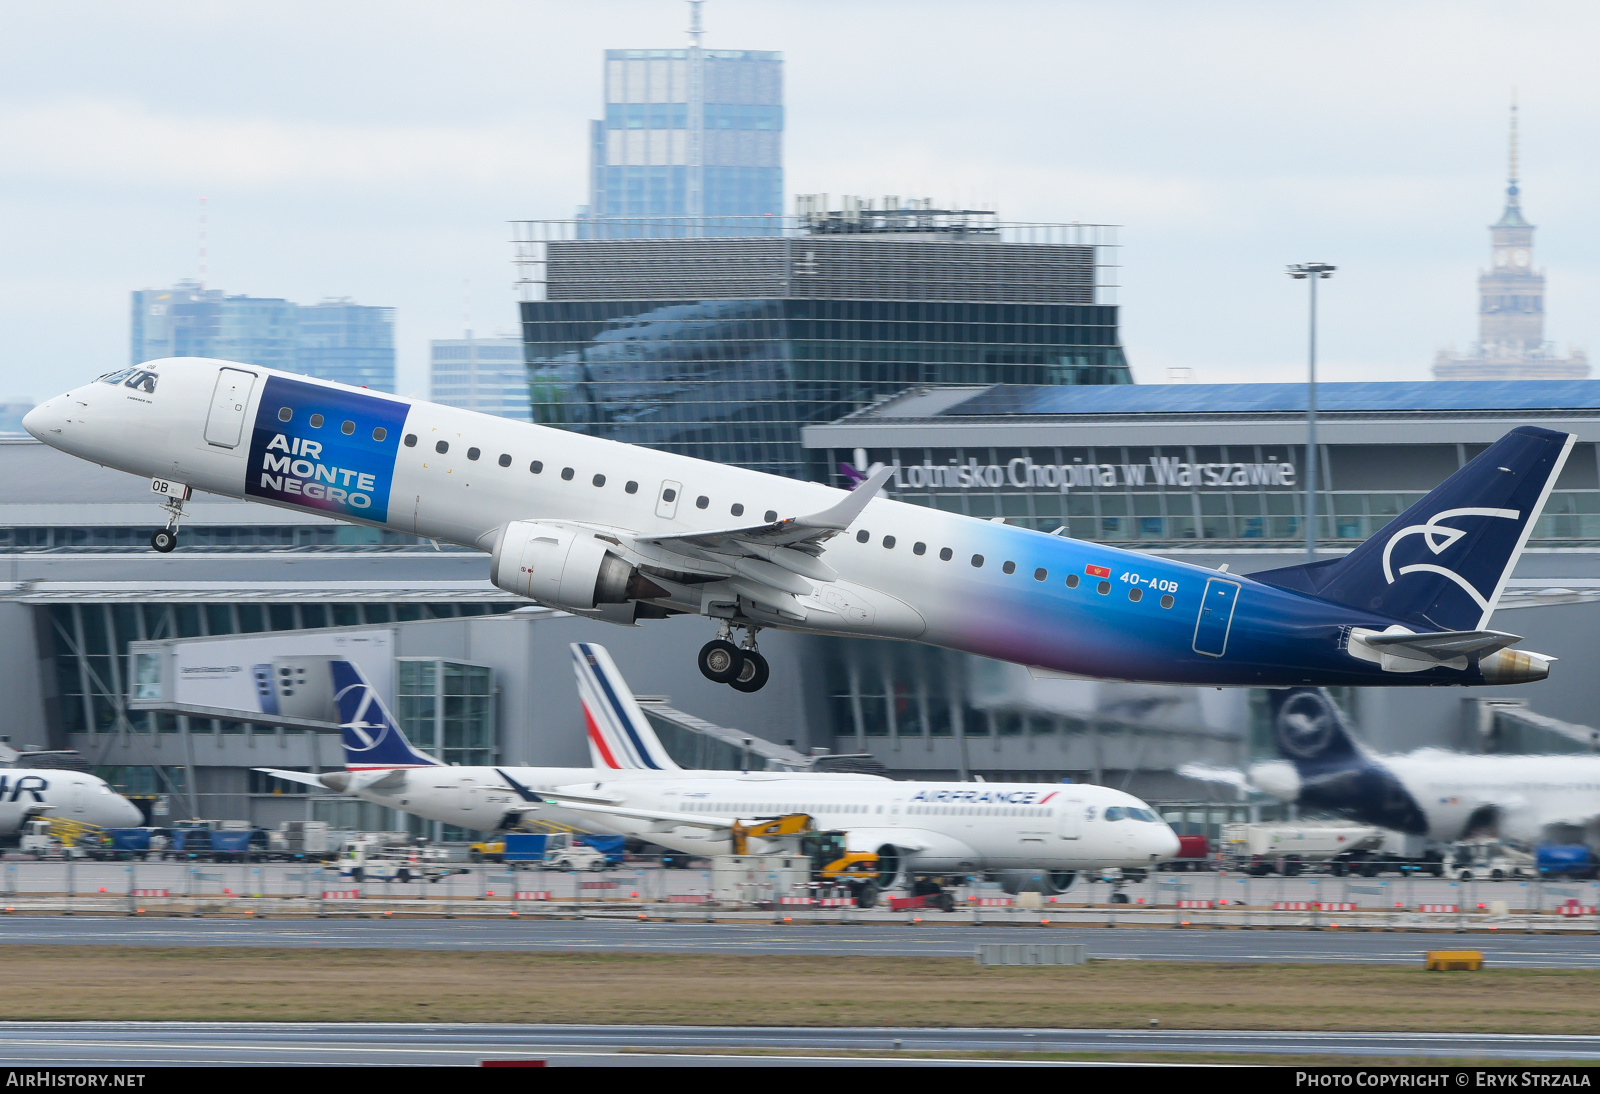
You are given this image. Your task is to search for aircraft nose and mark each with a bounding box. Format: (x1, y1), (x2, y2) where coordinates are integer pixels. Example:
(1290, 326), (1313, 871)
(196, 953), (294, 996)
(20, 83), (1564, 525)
(22, 398), (63, 441)
(116, 796), (143, 827)
(1154, 823), (1181, 861)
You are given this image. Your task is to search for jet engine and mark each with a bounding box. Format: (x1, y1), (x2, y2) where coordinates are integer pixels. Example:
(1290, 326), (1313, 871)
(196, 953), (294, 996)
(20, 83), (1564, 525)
(998, 869), (1078, 895)
(489, 521), (664, 613)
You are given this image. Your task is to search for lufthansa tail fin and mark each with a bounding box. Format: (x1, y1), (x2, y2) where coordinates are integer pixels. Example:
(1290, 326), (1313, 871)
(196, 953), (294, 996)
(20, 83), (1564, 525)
(1252, 425), (1574, 631)
(330, 660), (441, 770)
(1270, 688), (1367, 775)
(570, 643), (681, 771)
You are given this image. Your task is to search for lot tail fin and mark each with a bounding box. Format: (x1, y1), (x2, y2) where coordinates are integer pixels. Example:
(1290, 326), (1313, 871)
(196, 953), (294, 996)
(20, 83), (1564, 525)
(570, 643), (680, 771)
(330, 659), (441, 770)
(1252, 425), (1575, 630)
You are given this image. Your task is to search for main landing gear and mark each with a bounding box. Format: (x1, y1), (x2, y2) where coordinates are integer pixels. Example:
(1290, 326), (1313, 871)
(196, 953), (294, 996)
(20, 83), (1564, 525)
(698, 625), (769, 693)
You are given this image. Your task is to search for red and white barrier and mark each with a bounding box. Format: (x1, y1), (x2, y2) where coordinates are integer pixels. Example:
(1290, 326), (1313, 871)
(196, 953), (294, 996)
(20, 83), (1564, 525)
(514, 891), (552, 901)
(579, 881), (616, 890)
(968, 897), (1013, 906)
(1318, 902), (1358, 912)
(1559, 903), (1597, 917)
(322, 890), (360, 900)
(814, 897), (853, 907)
(1418, 904), (1459, 913)
(130, 889), (168, 898)
(666, 894), (710, 904)
(1273, 901), (1313, 911)
(1175, 899), (1212, 909)
(778, 896), (815, 906)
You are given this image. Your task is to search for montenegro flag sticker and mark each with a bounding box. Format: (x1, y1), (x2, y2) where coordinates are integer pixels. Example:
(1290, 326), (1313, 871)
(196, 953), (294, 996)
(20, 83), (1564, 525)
(1085, 564), (1111, 578)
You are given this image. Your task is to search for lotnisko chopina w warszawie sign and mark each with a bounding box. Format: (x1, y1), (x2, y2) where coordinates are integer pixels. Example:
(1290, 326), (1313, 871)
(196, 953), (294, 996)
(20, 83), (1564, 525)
(888, 454), (1298, 493)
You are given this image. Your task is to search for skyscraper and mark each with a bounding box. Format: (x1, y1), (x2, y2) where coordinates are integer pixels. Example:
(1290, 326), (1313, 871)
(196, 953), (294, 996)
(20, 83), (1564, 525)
(429, 335), (531, 421)
(131, 282), (396, 391)
(1433, 101), (1588, 380)
(580, 2), (781, 230)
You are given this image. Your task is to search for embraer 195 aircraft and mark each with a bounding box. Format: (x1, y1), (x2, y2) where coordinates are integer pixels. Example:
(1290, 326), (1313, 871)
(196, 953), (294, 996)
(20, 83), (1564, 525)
(27, 358), (1570, 691)
(0, 768), (142, 836)
(1197, 689), (1600, 850)
(258, 646), (1179, 895)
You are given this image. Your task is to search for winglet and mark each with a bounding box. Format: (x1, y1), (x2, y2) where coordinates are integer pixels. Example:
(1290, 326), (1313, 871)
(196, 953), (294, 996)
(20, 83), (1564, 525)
(794, 464), (894, 532)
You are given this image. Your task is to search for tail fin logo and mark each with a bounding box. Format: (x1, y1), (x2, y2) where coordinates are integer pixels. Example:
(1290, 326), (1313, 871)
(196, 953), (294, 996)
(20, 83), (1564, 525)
(1275, 690), (1342, 760)
(1381, 507), (1520, 613)
(335, 682), (390, 753)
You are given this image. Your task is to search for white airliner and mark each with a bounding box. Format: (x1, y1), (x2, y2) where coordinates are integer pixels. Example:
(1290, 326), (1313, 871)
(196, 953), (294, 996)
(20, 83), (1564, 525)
(24, 358), (1562, 693)
(257, 646), (1178, 895)
(1186, 688), (1600, 849)
(0, 766), (143, 835)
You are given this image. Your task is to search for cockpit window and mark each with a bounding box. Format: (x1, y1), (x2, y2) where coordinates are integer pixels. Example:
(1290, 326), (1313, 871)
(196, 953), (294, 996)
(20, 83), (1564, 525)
(1104, 806), (1126, 821)
(124, 370), (158, 393)
(98, 368), (136, 385)
(1127, 807), (1159, 822)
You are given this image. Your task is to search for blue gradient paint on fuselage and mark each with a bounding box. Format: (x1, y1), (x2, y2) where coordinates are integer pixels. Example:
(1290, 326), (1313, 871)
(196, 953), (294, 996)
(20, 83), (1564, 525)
(920, 522), (1470, 686)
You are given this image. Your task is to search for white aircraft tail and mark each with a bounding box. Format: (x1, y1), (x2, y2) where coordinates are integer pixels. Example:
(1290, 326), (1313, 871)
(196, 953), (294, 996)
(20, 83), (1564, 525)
(570, 642), (680, 771)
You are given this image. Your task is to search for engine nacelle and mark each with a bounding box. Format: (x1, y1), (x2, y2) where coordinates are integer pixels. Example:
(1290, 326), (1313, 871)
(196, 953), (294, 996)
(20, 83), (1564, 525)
(489, 521), (637, 612)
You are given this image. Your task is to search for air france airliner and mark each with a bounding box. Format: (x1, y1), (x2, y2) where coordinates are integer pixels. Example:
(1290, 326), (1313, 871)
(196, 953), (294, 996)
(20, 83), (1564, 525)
(258, 648), (1179, 896)
(26, 358), (1568, 691)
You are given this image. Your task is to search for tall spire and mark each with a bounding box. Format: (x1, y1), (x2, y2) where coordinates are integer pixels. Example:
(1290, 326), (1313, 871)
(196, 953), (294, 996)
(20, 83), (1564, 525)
(1507, 89), (1520, 201)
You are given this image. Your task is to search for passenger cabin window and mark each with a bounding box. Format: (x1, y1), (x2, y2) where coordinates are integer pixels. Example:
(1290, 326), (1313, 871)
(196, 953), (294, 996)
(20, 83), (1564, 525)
(662, 488), (677, 502)
(341, 421), (355, 435)
(939, 548), (953, 561)
(1097, 580), (1111, 595)
(372, 428), (387, 442)
(856, 530), (869, 543)
(1128, 587), (1143, 602)
(561, 467), (575, 480)
(883, 535), (896, 549)
(1160, 594), (1175, 609)
(404, 434), (417, 447)
(971, 554), (984, 568)
(625, 481), (638, 494)
(593, 474), (606, 487)
(309, 414), (324, 429)
(467, 447), (481, 461)
(530, 461), (543, 474)
(1002, 561), (1016, 574)
(497, 454), (511, 467)
(764, 510), (777, 522)
(695, 495), (709, 509)
(731, 503), (744, 516)
(435, 440), (448, 454)
(1034, 568), (1047, 581)
(913, 542), (926, 556)
(278, 407), (292, 422)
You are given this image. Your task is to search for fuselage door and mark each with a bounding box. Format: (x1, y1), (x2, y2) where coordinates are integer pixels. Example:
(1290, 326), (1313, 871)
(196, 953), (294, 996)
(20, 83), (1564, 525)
(1059, 801), (1083, 840)
(1191, 578), (1241, 658)
(655, 480), (682, 520)
(204, 367), (257, 449)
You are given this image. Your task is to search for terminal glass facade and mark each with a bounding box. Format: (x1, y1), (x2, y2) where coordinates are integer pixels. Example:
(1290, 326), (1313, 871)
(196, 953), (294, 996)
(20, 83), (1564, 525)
(396, 659), (495, 767)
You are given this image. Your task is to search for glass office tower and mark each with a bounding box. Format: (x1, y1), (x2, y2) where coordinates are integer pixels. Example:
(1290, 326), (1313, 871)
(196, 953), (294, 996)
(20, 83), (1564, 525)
(514, 202), (1128, 478)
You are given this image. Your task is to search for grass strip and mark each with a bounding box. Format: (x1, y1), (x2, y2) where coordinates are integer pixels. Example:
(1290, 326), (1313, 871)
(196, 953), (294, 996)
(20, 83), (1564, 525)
(1, 947), (1596, 1034)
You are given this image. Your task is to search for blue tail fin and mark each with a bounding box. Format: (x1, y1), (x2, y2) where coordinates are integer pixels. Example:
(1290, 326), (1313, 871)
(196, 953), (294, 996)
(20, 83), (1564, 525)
(1269, 688), (1427, 835)
(330, 660), (440, 769)
(1252, 425), (1574, 630)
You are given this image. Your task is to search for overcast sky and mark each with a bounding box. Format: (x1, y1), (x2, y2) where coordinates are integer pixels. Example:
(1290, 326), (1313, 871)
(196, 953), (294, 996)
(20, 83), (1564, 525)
(1, 0), (1595, 400)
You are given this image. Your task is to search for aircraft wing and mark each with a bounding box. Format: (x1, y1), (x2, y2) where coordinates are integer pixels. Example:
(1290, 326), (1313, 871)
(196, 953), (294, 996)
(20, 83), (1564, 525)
(533, 794), (736, 831)
(610, 467), (896, 618)
(1359, 629), (1525, 662)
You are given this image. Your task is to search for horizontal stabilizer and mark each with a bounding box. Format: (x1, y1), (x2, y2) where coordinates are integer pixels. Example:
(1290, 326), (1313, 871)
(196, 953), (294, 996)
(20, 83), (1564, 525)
(1358, 629), (1522, 663)
(252, 767), (330, 790)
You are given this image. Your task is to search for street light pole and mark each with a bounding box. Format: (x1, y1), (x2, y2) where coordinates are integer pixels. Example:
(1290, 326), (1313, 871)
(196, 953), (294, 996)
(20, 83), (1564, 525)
(1287, 263), (1335, 561)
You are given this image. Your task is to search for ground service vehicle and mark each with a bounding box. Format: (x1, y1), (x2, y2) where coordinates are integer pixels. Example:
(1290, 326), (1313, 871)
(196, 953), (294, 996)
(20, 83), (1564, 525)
(337, 839), (460, 883)
(540, 832), (608, 871)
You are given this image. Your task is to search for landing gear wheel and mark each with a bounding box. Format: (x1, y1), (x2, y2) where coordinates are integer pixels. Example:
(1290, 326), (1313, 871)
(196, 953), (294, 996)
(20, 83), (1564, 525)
(698, 639), (744, 684)
(151, 529), (177, 553)
(729, 649), (770, 693)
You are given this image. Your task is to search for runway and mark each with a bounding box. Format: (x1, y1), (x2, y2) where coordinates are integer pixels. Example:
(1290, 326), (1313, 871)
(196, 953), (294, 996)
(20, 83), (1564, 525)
(0, 1022), (1593, 1065)
(3, 916), (1599, 967)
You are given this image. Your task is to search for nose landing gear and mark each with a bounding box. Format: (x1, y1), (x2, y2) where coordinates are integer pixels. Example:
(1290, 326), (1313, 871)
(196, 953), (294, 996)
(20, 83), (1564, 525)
(148, 478), (189, 554)
(698, 625), (769, 692)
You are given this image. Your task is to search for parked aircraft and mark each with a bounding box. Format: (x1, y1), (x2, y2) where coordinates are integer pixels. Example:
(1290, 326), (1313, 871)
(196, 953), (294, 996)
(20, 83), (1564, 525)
(257, 648), (1178, 893)
(26, 358), (1567, 690)
(0, 768), (142, 836)
(1187, 687), (1600, 849)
